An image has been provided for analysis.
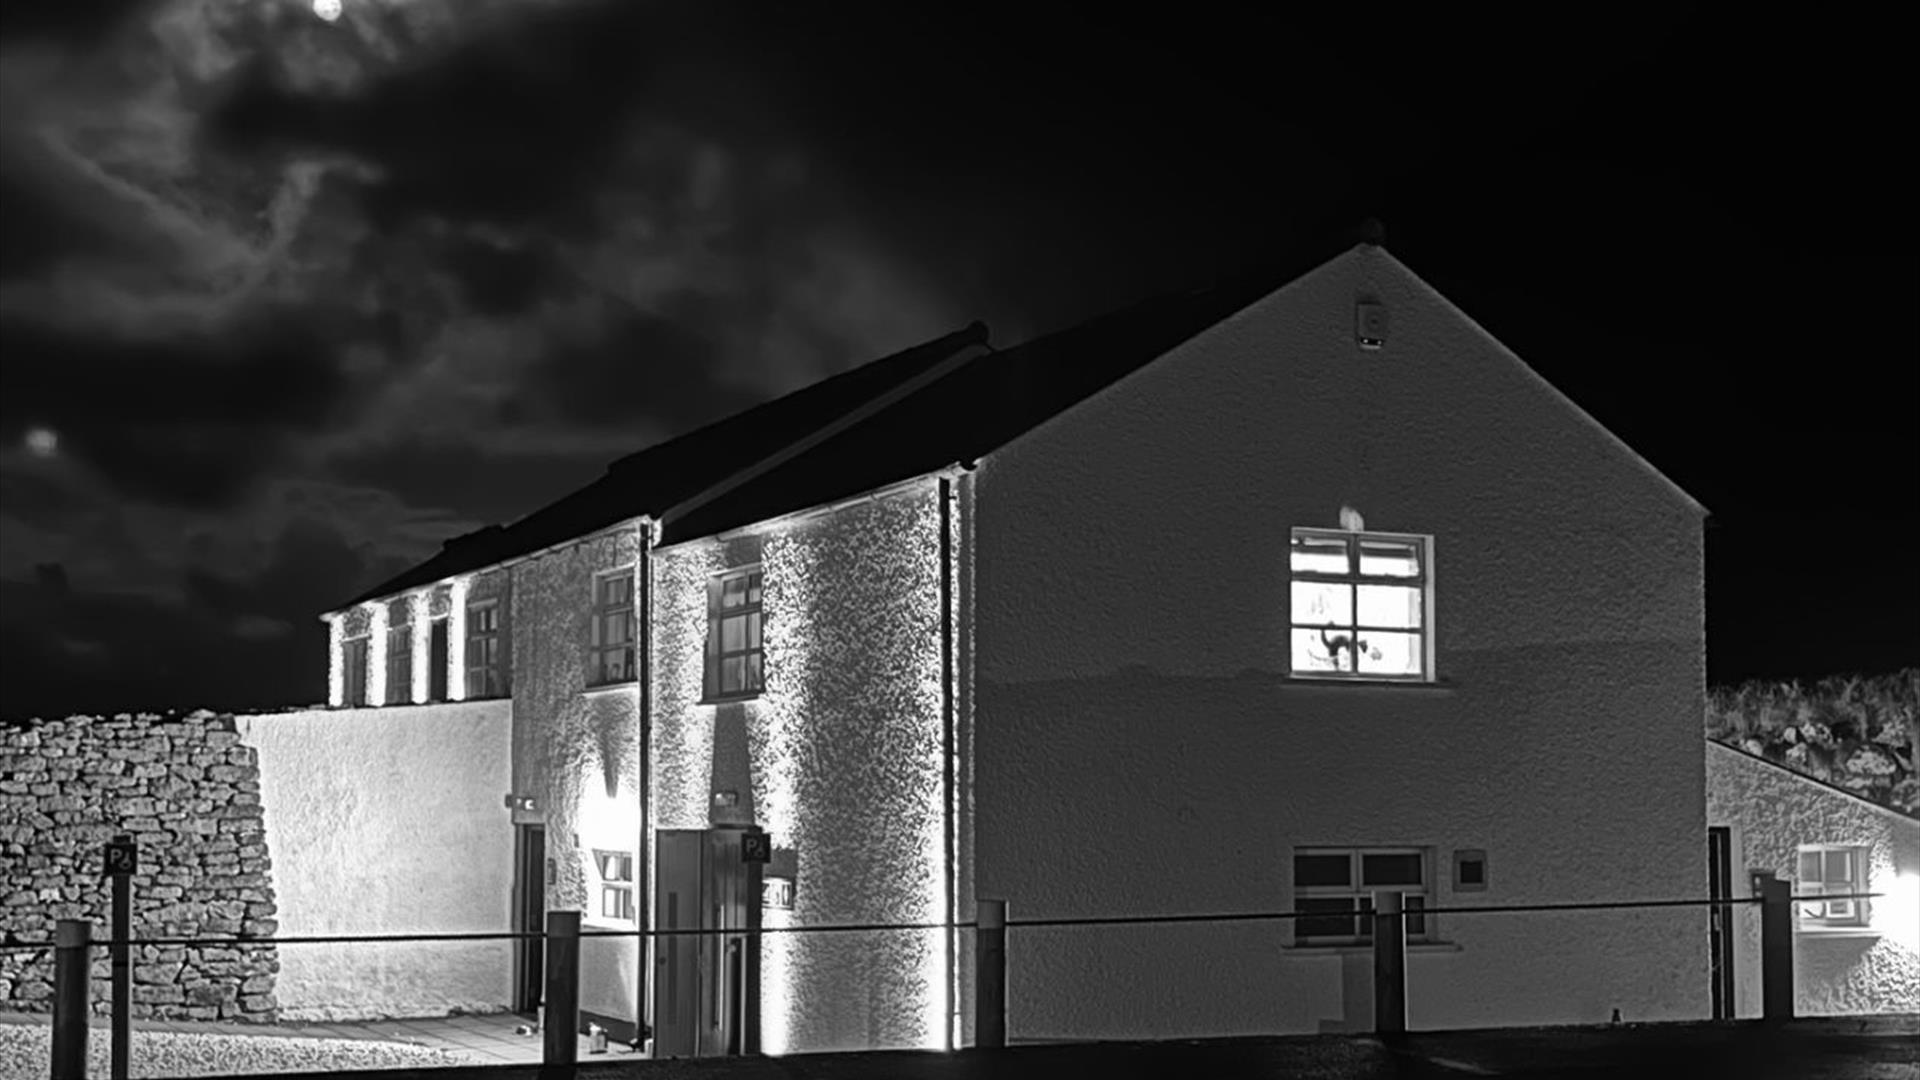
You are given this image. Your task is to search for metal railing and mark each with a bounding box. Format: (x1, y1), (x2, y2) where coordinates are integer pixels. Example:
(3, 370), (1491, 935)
(9, 873), (1874, 1076)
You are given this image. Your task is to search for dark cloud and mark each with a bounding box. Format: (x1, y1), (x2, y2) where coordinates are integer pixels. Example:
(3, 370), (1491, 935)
(535, 299), (757, 430)
(0, 314), (351, 509)
(0, 0), (152, 47)
(441, 231), (565, 317)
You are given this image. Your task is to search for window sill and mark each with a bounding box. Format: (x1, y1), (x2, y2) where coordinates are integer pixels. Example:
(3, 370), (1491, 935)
(1282, 941), (1463, 956)
(582, 681), (638, 698)
(1797, 926), (1880, 939)
(1281, 676), (1456, 692)
(701, 693), (764, 706)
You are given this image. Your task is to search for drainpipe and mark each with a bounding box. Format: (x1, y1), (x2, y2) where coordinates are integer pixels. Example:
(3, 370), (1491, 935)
(636, 516), (655, 1044)
(938, 475), (956, 1052)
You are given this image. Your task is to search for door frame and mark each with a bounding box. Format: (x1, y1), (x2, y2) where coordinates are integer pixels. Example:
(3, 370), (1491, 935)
(1707, 824), (1737, 1019)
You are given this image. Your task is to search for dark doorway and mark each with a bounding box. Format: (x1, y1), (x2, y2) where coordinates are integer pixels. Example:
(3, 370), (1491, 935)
(1708, 825), (1737, 1019)
(428, 619), (449, 701)
(513, 825), (546, 1016)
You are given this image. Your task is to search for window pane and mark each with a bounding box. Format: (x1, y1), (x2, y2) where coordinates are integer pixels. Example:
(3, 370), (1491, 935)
(747, 572), (762, 604)
(1406, 895), (1427, 936)
(1356, 585), (1421, 629)
(1291, 534), (1350, 575)
(1292, 628), (1355, 673)
(722, 576), (746, 609)
(721, 656), (745, 693)
(1359, 540), (1421, 578)
(1824, 851), (1853, 884)
(1361, 853), (1424, 887)
(1798, 851), (1822, 881)
(747, 611), (762, 649)
(1294, 853), (1352, 887)
(1356, 631), (1422, 677)
(1291, 581), (1352, 626)
(721, 614), (745, 652)
(1296, 898), (1356, 940)
(747, 652), (763, 691)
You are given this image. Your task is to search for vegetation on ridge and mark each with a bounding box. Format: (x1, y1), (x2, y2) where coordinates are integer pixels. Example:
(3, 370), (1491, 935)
(1708, 668), (1919, 818)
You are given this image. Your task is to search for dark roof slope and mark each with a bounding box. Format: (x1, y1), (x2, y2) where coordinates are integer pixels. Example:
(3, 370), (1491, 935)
(342, 321), (991, 608)
(658, 244), (1346, 545)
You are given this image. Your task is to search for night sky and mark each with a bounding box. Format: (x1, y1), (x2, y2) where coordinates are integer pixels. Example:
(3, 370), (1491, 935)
(0, 3), (1912, 720)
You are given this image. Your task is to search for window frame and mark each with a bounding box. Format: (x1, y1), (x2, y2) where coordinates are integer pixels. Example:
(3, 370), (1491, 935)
(587, 570), (637, 689)
(1292, 845), (1433, 946)
(342, 636), (370, 707)
(1795, 844), (1869, 929)
(465, 600), (507, 700)
(1288, 527), (1434, 682)
(703, 565), (765, 703)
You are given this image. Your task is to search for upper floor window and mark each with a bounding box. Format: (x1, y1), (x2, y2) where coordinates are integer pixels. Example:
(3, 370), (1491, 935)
(385, 610), (411, 705)
(1293, 846), (1430, 946)
(343, 637), (369, 707)
(704, 567), (764, 701)
(1797, 844), (1868, 929)
(428, 616), (449, 702)
(1289, 528), (1432, 681)
(588, 571), (636, 687)
(466, 601), (507, 699)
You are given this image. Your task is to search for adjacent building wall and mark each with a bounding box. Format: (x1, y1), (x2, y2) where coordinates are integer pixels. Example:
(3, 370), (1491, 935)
(651, 483), (956, 1055)
(0, 712), (280, 1021)
(243, 700), (513, 1020)
(1706, 740), (1920, 1016)
(973, 245), (1709, 1038)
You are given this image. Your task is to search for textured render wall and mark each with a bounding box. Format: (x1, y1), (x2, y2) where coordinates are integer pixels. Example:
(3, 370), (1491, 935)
(511, 530), (643, 1027)
(243, 701), (513, 1020)
(1705, 741), (1920, 1016)
(973, 245), (1709, 1039)
(653, 486), (953, 1055)
(0, 712), (280, 1021)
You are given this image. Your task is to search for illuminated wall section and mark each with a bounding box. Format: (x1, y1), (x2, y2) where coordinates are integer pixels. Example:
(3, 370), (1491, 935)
(511, 529), (643, 1026)
(409, 591), (433, 704)
(652, 482), (952, 1055)
(325, 614), (345, 707)
(448, 577), (471, 702)
(364, 601), (388, 708)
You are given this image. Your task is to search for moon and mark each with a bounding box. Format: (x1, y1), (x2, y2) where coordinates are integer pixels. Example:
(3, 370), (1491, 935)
(313, 0), (343, 21)
(25, 427), (59, 458)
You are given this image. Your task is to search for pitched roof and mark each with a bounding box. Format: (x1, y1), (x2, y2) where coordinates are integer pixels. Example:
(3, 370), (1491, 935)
(340, 320), (991, 608)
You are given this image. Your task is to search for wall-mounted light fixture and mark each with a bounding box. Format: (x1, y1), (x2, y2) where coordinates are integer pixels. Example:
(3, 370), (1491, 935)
(503, 793), (538, 812)
(712, 790), (740, 809)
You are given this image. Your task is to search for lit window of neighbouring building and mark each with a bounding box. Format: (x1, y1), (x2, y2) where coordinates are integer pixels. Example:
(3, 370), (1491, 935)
(1293, 847), (1430, 945)
(1289, 529), (1432, 680)
(385, 606), (412, 706)
(596, 850), (635, 921)
(343, 637), (370, 706)
(705, 566), (764, 701)
(588, 571), (636, 687)
(466, 601), (506, 699)
(1797, 844), (1869, 928)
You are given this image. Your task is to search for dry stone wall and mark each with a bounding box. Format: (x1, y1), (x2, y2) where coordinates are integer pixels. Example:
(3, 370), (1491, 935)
(0, 711), (280, 1022)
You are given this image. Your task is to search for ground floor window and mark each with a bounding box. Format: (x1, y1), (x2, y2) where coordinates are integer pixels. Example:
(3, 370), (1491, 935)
(1293, 846), (1430, 944)
(595, 849), (635, 921)
(1796, 844), (1868, 928)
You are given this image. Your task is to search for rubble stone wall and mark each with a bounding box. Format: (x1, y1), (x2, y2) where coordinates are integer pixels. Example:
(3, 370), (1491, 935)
(0, 711), (279, 1022)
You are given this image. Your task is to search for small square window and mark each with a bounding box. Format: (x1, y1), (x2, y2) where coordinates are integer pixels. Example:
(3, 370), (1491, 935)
(594, 849), (635, 923)
(1454, 849), (1488, 891)
(1293, 846), (1431, 945)
(1288, 528), (1434, 682)
(1796, 844), (1868, 929)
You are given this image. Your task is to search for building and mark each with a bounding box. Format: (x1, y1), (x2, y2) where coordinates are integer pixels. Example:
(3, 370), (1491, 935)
(1706, 740), (1920, 1017)
(318, 233), (1712, 1053)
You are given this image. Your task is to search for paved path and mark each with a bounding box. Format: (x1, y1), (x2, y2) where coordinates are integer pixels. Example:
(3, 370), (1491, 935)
(248, 1017), (1920, 1080)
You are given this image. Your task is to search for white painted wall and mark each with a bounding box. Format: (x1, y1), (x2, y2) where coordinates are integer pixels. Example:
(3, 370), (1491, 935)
(1706, 740), (1920, 1016)
(973, 244), (1709, 1038)
(242, 700), (515, 1020)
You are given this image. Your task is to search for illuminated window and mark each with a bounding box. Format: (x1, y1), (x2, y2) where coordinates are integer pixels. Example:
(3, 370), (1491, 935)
(466, 601), (507, 699)
(343, 637), (369, 707)
(385, 607), (411, 706)
(1293, 847), (1430, 945)
(704, 567), (764, 701)
(595, 850), (635, 921)
(589, 572), (636, 687)
(1289, 529), (1432, 680)
(1797, 845), (1868, 928)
